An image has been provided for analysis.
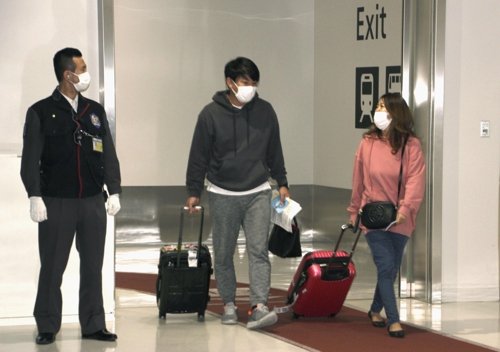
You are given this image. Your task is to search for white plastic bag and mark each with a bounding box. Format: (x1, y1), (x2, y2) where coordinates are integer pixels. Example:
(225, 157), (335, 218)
(270, 190), (302, 232)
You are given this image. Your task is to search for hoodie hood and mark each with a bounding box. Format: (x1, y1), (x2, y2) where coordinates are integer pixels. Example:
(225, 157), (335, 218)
(212, 89), (259, 110)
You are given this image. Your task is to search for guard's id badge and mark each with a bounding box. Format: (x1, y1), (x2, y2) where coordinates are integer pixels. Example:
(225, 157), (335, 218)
(92, 137), (103, 153)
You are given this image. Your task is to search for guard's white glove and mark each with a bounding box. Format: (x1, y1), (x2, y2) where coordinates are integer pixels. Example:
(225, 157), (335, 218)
(30, 196), (48, 222)
(106, 194), (121, 216)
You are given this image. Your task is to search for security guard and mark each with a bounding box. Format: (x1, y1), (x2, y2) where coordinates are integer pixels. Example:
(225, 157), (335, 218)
(20, 48), (121, 345)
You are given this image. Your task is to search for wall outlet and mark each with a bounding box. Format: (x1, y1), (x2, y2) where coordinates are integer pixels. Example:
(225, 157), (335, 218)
(480, 121), (490, 137)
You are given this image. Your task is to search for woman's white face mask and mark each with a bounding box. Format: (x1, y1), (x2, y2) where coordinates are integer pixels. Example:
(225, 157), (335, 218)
(231, 80), (256, 103)
(374, 111), (391, 131)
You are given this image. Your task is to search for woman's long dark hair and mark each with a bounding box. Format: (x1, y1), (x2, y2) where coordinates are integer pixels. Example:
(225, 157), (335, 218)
(364, 92), (417, 154)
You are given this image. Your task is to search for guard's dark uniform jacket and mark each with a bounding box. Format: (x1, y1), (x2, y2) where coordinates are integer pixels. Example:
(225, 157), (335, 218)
(21, 88), (121, 198)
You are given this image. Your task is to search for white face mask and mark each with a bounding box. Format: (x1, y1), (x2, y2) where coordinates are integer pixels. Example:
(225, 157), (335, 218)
(374, 111), (391, 131)
(231, 80), (256, 103)
(70, 71), (91, 92)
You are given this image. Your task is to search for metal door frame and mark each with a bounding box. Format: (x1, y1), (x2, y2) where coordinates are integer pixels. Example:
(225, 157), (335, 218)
(400, 0), (446, 303)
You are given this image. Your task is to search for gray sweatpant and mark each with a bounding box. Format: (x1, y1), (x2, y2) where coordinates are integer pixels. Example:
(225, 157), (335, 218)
(208, 189), (272, 307)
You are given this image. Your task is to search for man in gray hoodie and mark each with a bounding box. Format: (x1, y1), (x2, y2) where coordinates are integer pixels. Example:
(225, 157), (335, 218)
(185, 57), (289, 330)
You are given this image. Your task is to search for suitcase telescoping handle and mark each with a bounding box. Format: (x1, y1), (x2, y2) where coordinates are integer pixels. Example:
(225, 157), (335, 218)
(176, 206), (204, 268)
(327, 223), (362, 271)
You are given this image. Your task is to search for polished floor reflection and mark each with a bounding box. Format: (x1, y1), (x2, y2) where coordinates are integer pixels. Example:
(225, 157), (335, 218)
(2, 237), (499, 352)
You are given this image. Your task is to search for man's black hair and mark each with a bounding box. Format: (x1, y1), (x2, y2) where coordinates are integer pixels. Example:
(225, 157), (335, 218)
(224, 57), (260, 83)
(53, 47), (82, 82)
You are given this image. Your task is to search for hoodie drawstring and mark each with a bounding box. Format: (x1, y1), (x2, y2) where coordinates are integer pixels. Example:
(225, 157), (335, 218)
(233, 110), (237, 156)
(232, 106), (251, 156)
(246, 108), (250, 146)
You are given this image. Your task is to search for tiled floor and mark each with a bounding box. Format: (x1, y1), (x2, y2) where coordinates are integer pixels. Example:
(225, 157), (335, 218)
(1, 239), (499, 351)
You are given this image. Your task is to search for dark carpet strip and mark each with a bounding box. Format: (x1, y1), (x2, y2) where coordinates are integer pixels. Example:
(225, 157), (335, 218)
(116, 272), (495, 352)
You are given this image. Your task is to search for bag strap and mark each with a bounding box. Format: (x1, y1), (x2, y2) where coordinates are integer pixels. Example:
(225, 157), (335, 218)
(356, 136), (408, 227)
(363, 135), (406, 205)
(396, 136), (409, 207)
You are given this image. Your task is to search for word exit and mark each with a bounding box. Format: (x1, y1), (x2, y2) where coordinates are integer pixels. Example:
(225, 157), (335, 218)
(357, 4), (387, 40)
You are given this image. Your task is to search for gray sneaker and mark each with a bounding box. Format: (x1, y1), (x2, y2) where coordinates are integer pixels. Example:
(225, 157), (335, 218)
(247, 303), (278, 330)
(221, 302), (238, 325)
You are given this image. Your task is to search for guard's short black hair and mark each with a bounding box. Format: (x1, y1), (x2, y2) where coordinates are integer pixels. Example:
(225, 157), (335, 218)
(53, 47), (82, 82)
(224, 57), (260, 83)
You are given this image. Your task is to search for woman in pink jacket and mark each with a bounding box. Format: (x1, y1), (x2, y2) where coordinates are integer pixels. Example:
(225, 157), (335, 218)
(348, 93), (425, 338)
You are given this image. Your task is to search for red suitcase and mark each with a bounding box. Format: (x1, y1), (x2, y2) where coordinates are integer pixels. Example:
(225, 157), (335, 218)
(285, 223), (362, 318)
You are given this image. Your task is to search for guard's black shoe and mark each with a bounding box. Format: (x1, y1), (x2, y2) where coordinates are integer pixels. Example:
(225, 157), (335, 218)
(36, 332), (55, 345)
(82, 329), (117, 341)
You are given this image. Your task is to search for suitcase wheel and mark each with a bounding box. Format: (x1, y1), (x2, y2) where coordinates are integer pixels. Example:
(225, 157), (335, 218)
(197, 311), (205, 321)
(291, 311), (301, 319)
(159, 312), (166, 319)
(329, 313), (337, 318)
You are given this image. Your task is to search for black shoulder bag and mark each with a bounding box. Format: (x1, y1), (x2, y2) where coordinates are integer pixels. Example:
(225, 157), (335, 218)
(360, 137), (408, 230)
(268, 217), (302, 258)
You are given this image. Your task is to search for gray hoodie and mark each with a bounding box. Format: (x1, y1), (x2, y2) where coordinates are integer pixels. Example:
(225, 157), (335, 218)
(186, 90), (288, 198)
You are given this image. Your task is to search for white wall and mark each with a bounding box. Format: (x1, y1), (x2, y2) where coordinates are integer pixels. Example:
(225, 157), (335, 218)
(0, 0), (101, 154)
(1, 1), (498, 325)
(314, 0), (500, 302)
(0, 0), (115, 324)
(114, 0), (314, 186)
(442, 1), (500, 301)
(314, 0), (403, 189)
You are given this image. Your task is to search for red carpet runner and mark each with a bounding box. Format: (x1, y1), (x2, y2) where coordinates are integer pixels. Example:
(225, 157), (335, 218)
(116, 272), (495, 352)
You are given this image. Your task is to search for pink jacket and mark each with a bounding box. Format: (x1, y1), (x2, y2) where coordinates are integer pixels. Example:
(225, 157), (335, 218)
(348, 135), (426, 237)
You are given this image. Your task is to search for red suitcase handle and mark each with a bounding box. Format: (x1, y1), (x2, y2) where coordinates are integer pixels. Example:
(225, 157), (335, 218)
(326, 223), (362, 273)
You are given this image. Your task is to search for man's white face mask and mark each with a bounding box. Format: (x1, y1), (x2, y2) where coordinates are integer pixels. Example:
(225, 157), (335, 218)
(231, 79), (256, 103)
(70, 71), (91, 92)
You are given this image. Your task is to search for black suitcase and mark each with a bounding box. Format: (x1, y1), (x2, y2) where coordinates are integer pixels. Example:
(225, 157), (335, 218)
(156, 206), (212, 319)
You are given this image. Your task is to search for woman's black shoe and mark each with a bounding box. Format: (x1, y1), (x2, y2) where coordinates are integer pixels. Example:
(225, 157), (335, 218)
(368, 311), (386, 328)
(388, 326), (405, 338)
